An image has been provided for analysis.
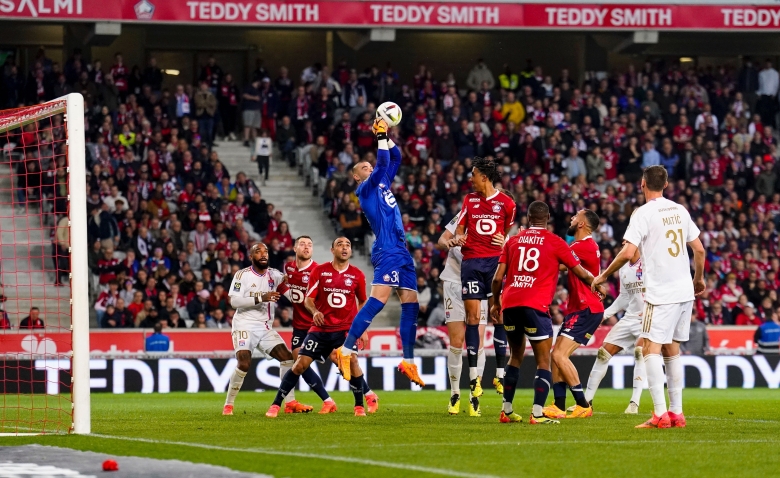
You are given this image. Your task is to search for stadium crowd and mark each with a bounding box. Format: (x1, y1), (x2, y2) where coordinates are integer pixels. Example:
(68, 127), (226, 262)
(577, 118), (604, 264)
(2, 47), (780, 340)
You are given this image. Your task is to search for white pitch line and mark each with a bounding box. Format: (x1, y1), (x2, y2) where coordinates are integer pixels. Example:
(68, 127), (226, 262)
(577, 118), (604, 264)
(315, 438), (778, 449)
(90, 434), (502, 478)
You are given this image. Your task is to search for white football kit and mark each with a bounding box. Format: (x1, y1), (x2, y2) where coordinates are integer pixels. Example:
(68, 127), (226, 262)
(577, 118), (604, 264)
(623, 197), (700, 344)
(440, 215), (487, 324)
(228, 266), (287, 355)
(603, 259), (645, 350)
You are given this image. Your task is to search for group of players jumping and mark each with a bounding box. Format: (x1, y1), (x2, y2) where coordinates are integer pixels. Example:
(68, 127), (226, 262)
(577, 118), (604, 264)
(222, 117), (706, 429)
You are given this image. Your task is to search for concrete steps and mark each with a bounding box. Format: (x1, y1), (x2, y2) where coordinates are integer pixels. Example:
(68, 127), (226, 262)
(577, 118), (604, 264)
(213, 140), (399, 325)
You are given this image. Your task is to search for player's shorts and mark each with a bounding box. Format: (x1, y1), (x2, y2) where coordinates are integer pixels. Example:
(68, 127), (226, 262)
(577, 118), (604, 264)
(372, 250), (417, 291)
(298, 330), (358, 362)
(443, 281), (487, 324)
(231, 321), (285, 357)
(603, 314), (642, 350)
(560, 307), (605, 346)
(290, 327), (309, 350)
(461, 256), (499, 301)
(641, 301), (693, 344)
(503, 306), (553, 342)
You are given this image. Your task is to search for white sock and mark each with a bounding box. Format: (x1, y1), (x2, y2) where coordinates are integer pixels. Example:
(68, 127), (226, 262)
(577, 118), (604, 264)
(477, 348), (486, 378)
(664, 354), (683, 414)
(631, 346), (646, 405)
(280, 360), (295, 403)
(585, 347), (612, 403)
(225, 368), (247, 406)
(532, 404), (544, 417)
(404, 358), (415, 364)
(447, 346), (462, 396)
(496, 367), (505, 379)
(645, 354), (668, 416)
(469, 367), (478, 381)
(502, 401), (513, 413)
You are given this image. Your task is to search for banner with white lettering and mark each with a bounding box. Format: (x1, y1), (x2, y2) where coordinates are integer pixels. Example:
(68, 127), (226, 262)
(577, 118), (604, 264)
(2, 1), (780, 30)
(2, 355), (777, 394)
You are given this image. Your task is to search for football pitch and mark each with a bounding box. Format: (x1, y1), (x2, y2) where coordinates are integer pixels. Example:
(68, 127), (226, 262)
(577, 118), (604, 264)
(1, 389), (779, 477)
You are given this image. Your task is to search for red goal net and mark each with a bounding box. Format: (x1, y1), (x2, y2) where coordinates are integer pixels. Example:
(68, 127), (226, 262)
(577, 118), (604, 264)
(0, 95), (90, 435)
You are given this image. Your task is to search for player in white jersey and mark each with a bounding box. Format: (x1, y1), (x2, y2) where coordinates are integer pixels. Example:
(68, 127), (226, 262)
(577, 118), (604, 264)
(579, 241), (647, 414)
(437, 213), (502, 417)
(593, 166), (705, 429)
(222, 243), (325, 416)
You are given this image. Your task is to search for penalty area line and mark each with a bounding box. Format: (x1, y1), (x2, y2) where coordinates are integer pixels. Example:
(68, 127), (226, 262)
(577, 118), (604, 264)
(90, 434), (502, 478)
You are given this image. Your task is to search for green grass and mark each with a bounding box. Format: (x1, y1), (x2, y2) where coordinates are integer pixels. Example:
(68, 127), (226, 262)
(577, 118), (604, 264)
(1, 390), (779, 477)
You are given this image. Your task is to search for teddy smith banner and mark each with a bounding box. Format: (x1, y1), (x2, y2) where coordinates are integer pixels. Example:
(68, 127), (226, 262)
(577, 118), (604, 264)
(2, 1), (780, 30)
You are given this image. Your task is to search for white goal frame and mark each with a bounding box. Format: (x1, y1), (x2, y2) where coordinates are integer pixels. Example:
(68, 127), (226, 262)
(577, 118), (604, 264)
(0, 93), (90, 434)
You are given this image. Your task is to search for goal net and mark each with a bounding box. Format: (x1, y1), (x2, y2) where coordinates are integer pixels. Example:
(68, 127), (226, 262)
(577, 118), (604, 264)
(0, 94), (90, 435)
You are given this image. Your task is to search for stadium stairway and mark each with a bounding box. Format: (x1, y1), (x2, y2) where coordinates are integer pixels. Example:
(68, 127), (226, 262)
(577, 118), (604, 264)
(0, 160), (72, 329)
(213, 140), (399, 325)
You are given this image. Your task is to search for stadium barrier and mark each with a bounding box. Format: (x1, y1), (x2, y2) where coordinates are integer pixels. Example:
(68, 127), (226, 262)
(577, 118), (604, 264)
(0, 326), (758, 356)
(4, 355), (777, 395)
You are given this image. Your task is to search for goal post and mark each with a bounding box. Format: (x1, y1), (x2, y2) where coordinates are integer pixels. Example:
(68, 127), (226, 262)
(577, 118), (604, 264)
(0, 93), (90, 435)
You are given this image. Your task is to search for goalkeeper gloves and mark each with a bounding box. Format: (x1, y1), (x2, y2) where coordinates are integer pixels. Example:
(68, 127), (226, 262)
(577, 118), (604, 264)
(372, 118), (388, 140)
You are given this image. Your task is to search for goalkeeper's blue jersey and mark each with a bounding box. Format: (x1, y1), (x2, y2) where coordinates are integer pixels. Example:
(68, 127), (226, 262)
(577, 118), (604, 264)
(356, 145), (407, 259)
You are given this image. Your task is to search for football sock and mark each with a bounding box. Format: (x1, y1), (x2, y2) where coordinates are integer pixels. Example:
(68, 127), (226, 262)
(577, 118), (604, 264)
(645, 354), (668, 416)
(477, 348), (486, 378)
(447, 346), (463, 395)
(533, 369), (552, 417)
(664, 354), (683, 414)
(631, 346), (646, 405)
(503, 365), (520, 413)
(343, 297), (384, 352)
(301, 367), (330, 402)
(493, 324), (508, 378)
(570, 384), (589, 408)
(466, 324), (479, 379)
(273, 369), (300, 407)
(553, 382), (567, 410)
(280, 360), (295, 403)
(224, 368), (247, 406)
(399, 302), (419, 360)
(585, 347), (612, 403)
(362, 376), (372, 395)
(350, 375), (365, 407)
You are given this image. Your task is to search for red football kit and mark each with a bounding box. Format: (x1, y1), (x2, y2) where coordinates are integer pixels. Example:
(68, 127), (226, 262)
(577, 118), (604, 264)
(284, 259), (318, 330)
(306, 262), (367, 332)
(567, 237), (605, 313)
(499, 227), (580, 312)
(458, 190), (517, 260)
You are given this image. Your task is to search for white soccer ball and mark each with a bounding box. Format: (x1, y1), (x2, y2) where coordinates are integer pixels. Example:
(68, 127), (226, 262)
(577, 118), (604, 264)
(376, 101), (402, 127)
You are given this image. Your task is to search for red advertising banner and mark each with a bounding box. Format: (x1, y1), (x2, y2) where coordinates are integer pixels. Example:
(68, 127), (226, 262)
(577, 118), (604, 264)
(1, 1), (780, 30)
(0, 325), (757, 355)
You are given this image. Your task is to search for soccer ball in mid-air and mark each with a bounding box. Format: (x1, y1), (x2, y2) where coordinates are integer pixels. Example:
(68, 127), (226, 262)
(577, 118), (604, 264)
(376, 101), (402, 127)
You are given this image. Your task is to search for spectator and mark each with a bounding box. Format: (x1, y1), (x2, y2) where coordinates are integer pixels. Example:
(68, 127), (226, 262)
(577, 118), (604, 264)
(19, 307), (45, 329)
(144, 321), (170, 351)
(681, 311), (709, 355)
(735, 303), (762, 326)
(194, 81), (217, 147)
(755, 313), (780, 354)
(242, 78), (262, 146)
(756, 59), (779, 128)
(251, 129), (272, 186)
(466, 58), (495, 91)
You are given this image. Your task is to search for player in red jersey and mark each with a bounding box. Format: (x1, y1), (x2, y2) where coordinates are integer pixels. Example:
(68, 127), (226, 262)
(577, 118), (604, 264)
(267, 237), (371, 418)
(544, 209), (604, 420)
(283, 236), (378, 413)
(491, 201), (604, 425)
(454, 157), (516, 398)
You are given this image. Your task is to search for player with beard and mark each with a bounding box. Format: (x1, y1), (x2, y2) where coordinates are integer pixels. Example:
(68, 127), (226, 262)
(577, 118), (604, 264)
(283, 236), (378, 413)
(223, 243), (330, 416)
(267, 237), (370, 418)
(544, 209), (604, 420)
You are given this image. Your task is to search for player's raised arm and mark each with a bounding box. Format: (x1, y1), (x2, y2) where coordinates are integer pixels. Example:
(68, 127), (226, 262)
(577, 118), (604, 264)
(387, 138), (402, 180)
(365, 119), (390, 188)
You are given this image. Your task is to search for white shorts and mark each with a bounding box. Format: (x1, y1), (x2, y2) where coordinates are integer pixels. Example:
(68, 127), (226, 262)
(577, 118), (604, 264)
(604, 315), (642, 350)
(231, 320), (285, 357)
(641, 301), (693, 345)
(443, 281), (488, 325)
